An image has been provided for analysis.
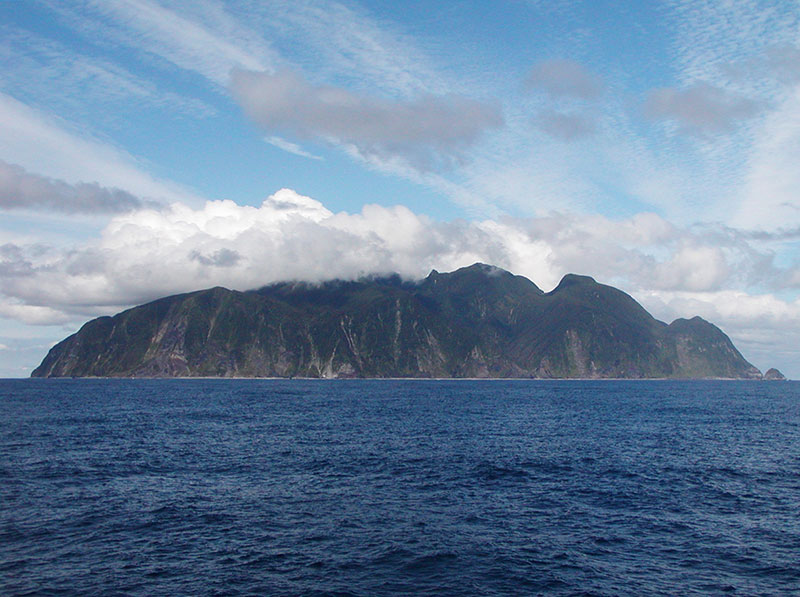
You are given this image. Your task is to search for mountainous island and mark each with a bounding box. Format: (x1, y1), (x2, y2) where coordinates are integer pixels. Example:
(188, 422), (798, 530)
(32, 263), (767, 379)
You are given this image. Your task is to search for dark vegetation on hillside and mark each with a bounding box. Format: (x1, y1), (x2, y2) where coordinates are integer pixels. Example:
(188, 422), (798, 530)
(33, 264), (763, 379)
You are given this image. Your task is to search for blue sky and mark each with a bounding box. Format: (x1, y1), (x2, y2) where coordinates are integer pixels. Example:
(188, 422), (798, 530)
(1, 0), (799, 377)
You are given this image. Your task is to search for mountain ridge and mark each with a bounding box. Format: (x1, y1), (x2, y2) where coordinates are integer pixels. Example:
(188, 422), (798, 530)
(32, 263), (764, 379)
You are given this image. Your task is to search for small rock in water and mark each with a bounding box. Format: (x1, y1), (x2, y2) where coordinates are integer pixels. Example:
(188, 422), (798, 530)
(763, 368), (787, 381)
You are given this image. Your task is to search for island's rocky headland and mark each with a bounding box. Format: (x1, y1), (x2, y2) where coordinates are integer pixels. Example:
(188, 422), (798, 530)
(33, 263), (766, 379)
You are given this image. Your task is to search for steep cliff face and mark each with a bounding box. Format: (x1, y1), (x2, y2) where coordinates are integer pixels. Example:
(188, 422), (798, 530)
(32, 264), (761, 379)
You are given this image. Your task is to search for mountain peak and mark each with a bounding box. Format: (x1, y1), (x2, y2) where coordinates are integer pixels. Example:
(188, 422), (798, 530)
(550, 273), (597, 294)
(668, 316), (712, 331)
(424, 263), (542, 296)
(450, 263), (512, 277)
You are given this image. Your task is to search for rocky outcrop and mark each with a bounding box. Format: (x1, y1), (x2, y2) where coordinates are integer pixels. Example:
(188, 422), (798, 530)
(763, 368), (787, 381)
(32, 264), (762, 379)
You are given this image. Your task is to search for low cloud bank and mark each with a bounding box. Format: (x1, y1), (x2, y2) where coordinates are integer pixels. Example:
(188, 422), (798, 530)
(2, 188), (798, 372)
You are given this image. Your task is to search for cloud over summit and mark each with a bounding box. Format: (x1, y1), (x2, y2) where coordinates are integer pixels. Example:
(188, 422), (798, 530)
(2, 187), (797, 375)
(1, 189), (795, 329)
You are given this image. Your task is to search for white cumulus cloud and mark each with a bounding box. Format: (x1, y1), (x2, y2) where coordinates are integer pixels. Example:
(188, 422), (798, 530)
(1, 187), (798, 374)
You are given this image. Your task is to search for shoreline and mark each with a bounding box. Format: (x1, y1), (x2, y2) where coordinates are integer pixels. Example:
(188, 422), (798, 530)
(23, 375), (780, 381)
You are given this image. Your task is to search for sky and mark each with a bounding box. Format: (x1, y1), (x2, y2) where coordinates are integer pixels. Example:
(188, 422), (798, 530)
(1, 0), (799, 378)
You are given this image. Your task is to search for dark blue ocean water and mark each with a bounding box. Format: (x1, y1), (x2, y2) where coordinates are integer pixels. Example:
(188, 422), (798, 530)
(1, 379), (799, 596)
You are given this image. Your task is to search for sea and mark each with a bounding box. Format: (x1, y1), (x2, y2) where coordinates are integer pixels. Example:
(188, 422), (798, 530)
(1, 379), (799, 596)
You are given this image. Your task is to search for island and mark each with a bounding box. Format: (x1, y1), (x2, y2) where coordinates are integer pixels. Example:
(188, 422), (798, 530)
(32, 263), (765, 379)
